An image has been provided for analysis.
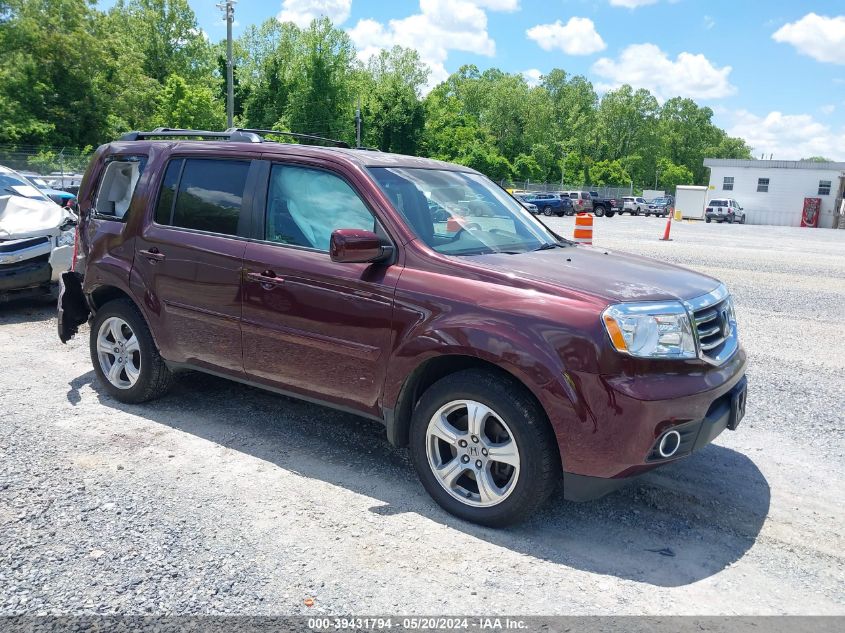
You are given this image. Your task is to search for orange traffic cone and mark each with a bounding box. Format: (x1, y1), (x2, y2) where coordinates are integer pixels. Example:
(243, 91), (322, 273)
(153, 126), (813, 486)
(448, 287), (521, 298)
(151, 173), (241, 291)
(573, 213), (593, 245)
(660, 217), (672, 241)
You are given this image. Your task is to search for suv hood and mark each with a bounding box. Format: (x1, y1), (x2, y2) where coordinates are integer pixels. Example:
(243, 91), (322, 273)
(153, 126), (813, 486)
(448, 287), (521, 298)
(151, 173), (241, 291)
(466, 245), (720, 304)
(0, 195), (65, 239)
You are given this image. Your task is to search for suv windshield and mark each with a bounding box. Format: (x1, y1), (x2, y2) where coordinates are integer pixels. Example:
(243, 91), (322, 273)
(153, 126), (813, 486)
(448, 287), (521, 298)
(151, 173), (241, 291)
(369, 167), (559, 256)
(0, 171), (51, 201)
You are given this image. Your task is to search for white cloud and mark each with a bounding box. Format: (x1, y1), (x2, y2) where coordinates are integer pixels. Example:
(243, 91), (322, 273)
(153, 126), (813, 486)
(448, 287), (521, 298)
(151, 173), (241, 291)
(526, 17), (606, 55)
(277, 0), (351, 28)
(726, 110), (845, 160)
(703, 15), (715, 30)
(609, 0), (659, 8)
(820, 104), (836, 115)
(772, 13), (845, 65)
(348, 0), (511, 92)
(592, 43), (736, 100)
(521, 68), (542, 86)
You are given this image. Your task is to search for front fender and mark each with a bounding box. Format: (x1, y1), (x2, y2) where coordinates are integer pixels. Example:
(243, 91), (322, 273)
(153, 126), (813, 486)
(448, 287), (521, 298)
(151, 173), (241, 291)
(384, 322), (596, 465)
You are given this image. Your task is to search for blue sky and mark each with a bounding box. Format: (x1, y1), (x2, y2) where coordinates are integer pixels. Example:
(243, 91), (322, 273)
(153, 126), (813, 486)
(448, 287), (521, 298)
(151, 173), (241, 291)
(114, 1), (845, 159)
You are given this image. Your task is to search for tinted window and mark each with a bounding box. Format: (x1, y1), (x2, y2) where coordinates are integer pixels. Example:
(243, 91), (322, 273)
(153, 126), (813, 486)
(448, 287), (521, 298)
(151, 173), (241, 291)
(154, 160), (182, 225)
(168, 159), (250, 235)
(266, 164), (374, 250)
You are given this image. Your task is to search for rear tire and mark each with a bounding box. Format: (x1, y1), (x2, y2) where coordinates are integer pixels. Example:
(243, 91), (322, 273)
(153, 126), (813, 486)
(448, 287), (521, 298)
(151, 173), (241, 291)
(409, 369), (560, 527)
(90, 298), (173, 404)
(605, 211), (615, 218)
(706, 217), (711, 223)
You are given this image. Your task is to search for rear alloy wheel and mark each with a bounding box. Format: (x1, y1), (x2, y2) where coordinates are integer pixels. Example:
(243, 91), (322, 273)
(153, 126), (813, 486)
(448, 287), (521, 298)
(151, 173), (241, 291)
(543, 207), (554, 216)
(90, 299), (173, 403)
(410, 369), (559, 527)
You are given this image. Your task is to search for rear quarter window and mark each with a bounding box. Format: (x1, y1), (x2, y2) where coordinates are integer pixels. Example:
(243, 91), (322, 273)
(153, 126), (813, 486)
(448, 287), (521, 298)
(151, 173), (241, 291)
(93, 156), (147, 220)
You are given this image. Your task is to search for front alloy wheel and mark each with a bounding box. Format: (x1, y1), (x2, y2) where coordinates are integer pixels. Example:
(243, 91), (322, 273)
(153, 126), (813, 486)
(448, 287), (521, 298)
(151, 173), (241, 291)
(543, 207), (554, 216)
(409, 369), (560, 527)
(426, 400), (520, 507)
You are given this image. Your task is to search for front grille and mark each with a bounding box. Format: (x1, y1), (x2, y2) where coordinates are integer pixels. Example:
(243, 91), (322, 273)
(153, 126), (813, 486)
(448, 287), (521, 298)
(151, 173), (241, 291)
(694, 300), (730, 359)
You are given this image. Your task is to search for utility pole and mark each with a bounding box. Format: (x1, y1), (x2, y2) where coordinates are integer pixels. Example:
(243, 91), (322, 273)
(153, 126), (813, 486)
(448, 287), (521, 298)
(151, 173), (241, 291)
(217, 1), (237, 128)
(355, 96), (362, 148)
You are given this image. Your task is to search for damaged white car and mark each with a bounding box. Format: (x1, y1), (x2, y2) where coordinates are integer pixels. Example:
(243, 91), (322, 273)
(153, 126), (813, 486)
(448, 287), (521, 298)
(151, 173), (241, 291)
(0, 165), (76, 301)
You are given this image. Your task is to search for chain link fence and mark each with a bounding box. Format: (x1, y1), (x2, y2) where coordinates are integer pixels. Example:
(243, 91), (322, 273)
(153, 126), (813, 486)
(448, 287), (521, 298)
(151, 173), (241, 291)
(0, 145), (93, 190)
(500, 180), (634, 199)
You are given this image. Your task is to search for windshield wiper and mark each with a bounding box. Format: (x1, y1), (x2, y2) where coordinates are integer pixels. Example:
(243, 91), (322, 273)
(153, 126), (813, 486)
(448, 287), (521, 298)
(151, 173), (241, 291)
(533, 242), (566, 251)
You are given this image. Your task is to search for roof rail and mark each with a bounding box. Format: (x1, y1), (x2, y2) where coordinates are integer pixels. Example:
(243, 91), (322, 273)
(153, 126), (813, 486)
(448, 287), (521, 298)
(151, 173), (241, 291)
(118, 127), (350, 148)
(230, 128), (350, 148)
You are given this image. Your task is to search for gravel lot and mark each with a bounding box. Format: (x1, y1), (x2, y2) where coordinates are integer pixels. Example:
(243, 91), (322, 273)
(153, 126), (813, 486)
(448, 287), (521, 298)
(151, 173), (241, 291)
(1, 217), (843, 616)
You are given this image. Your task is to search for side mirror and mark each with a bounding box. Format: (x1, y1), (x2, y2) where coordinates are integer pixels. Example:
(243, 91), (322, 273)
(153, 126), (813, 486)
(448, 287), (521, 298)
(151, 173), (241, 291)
(330, 229), (392, 264)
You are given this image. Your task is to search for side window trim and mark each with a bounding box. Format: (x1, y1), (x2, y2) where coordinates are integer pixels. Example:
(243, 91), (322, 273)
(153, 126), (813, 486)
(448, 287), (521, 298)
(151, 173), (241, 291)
(256, 159), (394, 255)
(168, 158), (186, 226)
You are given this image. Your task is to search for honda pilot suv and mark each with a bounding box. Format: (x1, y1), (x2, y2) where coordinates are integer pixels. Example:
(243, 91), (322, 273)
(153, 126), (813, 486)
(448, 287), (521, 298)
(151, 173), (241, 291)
(58, 128), (748, 527)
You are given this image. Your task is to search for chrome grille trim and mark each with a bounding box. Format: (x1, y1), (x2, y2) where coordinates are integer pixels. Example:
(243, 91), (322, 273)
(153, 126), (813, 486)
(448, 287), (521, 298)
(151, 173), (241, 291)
(683, 284), (738, 366)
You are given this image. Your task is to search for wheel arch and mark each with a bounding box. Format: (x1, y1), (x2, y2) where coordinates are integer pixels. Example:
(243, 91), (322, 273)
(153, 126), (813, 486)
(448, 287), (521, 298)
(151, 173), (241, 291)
(385, 353), (554, 452)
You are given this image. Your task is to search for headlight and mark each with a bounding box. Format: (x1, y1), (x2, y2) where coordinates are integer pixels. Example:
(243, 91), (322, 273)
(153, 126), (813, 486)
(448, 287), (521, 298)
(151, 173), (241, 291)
(602, 301), (696, 359)
(57, 229), (75, 247)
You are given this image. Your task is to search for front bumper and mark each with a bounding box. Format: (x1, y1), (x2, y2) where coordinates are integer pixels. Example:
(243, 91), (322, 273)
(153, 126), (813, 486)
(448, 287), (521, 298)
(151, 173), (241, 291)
(0, 258), (52, 293)
(563, 375), (747, 500)
(557, 345), (747, 499)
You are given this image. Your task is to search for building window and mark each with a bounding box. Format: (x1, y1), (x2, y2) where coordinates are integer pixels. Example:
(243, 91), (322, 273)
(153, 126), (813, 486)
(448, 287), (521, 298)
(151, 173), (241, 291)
(722, 176), (734, 191)
(757, 178), (769, 193)
(819, 180), (831, 196)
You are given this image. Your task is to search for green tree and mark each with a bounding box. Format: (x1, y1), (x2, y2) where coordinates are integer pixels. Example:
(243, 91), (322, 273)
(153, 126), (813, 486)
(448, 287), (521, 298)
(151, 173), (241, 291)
(590, 160), (631, 186)
(285, 18), (357, 143)
(113, 0), (216, 86)
(656, 158), (694, 192)
(153, 74), (225, 130)
(360, 46), (428, 153)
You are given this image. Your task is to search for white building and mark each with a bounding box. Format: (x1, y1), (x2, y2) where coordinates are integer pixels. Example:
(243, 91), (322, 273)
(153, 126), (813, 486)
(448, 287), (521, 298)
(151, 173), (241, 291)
(703, 159), (845, 228)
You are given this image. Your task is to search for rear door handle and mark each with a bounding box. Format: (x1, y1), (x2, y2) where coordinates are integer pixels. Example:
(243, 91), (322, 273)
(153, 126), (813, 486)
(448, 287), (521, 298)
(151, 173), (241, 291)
(246, 270), (285, 289)
(139, 248), (165, 263)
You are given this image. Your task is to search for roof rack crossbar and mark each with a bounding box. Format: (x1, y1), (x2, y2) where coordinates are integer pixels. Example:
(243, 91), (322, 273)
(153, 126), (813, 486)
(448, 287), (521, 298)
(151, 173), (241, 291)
(231, 128), (350, 149)
(120, 128), (234, 141)
(118, 127), (350, 148)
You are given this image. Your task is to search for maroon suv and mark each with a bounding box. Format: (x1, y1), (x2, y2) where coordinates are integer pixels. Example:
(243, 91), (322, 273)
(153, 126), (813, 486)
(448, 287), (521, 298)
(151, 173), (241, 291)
(58, 129), (747, 527)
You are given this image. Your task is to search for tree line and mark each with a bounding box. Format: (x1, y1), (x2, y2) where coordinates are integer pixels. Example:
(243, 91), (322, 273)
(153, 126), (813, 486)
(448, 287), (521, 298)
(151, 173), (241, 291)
(0, 0), (753, 189)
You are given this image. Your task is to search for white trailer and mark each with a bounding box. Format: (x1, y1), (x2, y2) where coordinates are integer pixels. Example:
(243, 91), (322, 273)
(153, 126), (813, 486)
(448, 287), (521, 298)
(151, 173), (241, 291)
(674, 185), (709, 220)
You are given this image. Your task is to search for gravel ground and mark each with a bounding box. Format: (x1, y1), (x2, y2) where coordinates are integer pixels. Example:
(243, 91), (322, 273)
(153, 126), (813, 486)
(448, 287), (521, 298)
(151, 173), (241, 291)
(0, 217), (843, 616)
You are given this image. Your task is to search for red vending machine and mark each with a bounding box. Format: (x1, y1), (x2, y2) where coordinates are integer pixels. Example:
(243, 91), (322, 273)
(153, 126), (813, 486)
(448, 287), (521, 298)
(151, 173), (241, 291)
(801, 197), (821, 227)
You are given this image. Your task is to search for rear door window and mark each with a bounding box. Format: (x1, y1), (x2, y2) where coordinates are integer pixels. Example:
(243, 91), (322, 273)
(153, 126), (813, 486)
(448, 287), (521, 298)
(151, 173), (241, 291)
(155, 158), (250, 236)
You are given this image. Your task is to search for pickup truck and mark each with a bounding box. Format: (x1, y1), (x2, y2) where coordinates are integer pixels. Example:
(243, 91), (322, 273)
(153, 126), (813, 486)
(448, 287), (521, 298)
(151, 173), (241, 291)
(588, 192), (622, 217)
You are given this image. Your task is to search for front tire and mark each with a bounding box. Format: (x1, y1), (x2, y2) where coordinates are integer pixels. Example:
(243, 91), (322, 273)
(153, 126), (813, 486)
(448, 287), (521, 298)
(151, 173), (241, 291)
(409, 369), (559, 527)
(90, 298), (173, 404)
(543, 207), (554, 217)
(593, 206), (605, 217)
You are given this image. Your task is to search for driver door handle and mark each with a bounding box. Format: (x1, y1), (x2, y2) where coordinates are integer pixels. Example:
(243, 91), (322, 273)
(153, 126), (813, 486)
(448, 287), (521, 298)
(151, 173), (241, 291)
(139, 248), (165, 263)
(246, 270), (285, 288)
